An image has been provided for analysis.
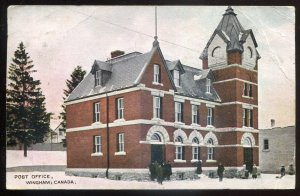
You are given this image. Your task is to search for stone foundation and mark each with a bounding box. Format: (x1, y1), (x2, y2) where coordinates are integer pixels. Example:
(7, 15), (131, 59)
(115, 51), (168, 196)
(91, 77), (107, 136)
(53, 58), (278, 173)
(65, 167), (243, 181)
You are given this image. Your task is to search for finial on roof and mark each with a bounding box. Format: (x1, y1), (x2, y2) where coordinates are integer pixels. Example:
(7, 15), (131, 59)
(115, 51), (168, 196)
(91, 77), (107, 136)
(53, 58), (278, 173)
(224, 6), (236, 16)
(153, 6), (159, 47)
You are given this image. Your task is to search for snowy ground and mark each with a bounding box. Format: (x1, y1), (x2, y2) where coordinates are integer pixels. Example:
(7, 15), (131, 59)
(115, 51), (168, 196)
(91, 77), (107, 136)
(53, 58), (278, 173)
(6, 150), (296, 190)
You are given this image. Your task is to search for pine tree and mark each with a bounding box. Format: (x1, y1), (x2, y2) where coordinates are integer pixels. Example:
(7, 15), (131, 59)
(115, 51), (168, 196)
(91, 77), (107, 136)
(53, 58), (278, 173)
(6, 42), (51, 157)
(60, 66), (86, 146)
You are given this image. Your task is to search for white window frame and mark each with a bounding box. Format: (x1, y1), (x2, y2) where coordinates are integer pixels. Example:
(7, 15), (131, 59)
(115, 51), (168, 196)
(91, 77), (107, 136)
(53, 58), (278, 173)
(94, 136), (101, 153)
(153, 64), (160, 83)
(153, 96), (161, 119)
(175, 102), (182, 122)
(243, 109), (253, 127)
(117, 98), (124, 119)
(95, 70), (101, 86)
(207, 107), (213, 126)
(192, 105), (198, 124)
(118, 133), (125, 152)
(192, 137), (200, 160)
(206, 78), (211, 93)
(174, 70), (180, 87)
(176, 146), (183, 160)
(263, 139), (269, 150)
(94, 102), (100, 122)
(207, 138), (214, 160)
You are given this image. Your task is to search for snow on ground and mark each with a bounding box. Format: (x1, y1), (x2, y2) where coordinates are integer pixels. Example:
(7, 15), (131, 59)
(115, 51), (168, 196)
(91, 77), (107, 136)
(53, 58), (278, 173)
(6, 150), (296, 189)
(6, 150), (66, 168)
(6, 172), (295, 190)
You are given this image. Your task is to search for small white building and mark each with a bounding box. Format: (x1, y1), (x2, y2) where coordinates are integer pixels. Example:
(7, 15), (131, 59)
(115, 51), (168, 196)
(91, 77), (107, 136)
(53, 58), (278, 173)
(259, 125), (295, 173)
(46, 122), (66, 144)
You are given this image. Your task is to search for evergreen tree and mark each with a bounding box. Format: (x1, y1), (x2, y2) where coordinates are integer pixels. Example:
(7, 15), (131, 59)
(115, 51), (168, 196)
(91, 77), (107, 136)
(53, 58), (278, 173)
(60, 66), (86, 146)
(6, 42), (50, 157)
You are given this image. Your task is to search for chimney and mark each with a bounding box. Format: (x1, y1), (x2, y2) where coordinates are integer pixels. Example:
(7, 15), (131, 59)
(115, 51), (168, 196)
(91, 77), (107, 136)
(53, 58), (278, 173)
(111, 50), (125, 58)
(271, 119), (275, 128)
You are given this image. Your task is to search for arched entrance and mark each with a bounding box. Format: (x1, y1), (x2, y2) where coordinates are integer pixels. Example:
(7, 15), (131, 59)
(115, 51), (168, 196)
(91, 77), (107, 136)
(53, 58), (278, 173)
(146, 125), (170, 164)
(241, 133), (255, 173)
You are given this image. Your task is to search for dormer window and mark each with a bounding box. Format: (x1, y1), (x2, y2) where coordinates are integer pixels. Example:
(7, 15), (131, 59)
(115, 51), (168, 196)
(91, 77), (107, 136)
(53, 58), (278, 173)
(174, 70), (180, 87)
(95, 70), (101, 86)
(153, 64), (160, 83)
(206, 78), (211, 93)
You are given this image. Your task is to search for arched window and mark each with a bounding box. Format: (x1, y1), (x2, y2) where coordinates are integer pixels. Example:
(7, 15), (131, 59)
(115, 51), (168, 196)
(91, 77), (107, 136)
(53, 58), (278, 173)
(175, 136), (184, 160)
(247, 47), (253, 58)
(151, 133), (162, 142)
(244, 137), (252, 147)
(192, 137), (200, 160)
(207, 138), (214, 160)
(192, 137), (199, 144)
(212, 46), (221, 57)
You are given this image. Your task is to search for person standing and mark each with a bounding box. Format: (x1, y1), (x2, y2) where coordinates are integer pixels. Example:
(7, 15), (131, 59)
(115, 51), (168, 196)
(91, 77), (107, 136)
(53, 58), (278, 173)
(280, 166), (286, 178)
(165, 161), (172, 180)
(252, 164), (258, 179)
(149, 162), (156, 181)
(217, 163), (225, 182)
(195, 160), (202, 175)
(157, 164), (164, 184)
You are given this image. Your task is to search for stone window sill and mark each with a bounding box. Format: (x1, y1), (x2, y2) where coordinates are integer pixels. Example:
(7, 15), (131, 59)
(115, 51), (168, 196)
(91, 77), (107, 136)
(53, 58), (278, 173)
(190, 159), (202, 163)
(206, 159), (217, 163)
(191, 123), (201, 127)
(206, 125), (215, 128)
(262, 149), (270, 152)
(114, 151), (126, 156)
(91, 122), (102, 126)
(91, 152), (103, 156)
(174, 159), (186, 163)
(242, 95), (254, 99)
(152, 82), (164, 86)
(114, 118), (125, 123)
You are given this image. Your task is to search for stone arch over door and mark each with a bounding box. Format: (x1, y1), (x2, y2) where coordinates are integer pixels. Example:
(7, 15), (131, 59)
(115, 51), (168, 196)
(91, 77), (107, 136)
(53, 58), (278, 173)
(203, 131), (218, 145)
(241, 132), (255, 147)
(188, 130), (204, 145)
(146, 125), (170, 144)
(173, 129), (188, 143)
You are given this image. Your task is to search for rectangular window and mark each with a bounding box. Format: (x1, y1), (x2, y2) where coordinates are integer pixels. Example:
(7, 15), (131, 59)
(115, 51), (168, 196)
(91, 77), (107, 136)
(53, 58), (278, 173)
(153, 96), (161, 118)
(117, 133), (125, 152)
(192, 146), (199, 160)
(175, 102), (183, 122)
(153, 64), (160, 83)
(95, 70), (101, 86)
(94, 102), (100, 122)
(243, 109), (253, 127)
(263, 139), (269, 150)
(116, 98), (124, 119)
(174, 70), (180, 87)
(94, 136), (101, 153)
(243, 83), (252, 97)
(208, 147), (214, 160)
(176, 146), (183, 160)
(192, 105), (198, 124)
(206, 78), (211, 93)
(207, 107), (214, 126)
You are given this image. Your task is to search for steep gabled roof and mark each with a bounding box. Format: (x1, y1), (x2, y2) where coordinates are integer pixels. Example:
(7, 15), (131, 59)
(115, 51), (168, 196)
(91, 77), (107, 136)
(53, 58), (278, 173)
(166, 60), (185, 74)
(200, 6), (258, 59)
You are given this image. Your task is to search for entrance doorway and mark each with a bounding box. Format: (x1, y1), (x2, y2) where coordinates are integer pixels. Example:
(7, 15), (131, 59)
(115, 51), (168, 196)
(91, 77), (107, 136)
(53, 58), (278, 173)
(243, 137), (253, 172)
(151, 144), (165, 163)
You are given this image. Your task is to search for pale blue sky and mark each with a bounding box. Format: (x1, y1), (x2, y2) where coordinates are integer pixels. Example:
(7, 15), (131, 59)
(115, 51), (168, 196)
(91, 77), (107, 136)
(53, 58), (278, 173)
(7, 6), (295, 129)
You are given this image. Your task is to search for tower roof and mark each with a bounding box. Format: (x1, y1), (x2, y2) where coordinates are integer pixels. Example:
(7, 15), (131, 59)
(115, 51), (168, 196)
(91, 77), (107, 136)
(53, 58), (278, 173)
(200, 6), (258, 59)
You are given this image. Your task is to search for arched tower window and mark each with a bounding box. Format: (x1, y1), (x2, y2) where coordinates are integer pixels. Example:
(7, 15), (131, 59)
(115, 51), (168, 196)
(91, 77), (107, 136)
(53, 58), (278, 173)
(247, 47), (253, 58)
(212, 46), (221, 57)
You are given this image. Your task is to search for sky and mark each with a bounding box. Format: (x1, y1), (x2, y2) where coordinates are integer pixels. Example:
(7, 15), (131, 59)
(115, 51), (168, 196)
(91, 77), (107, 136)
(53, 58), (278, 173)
(7, 6), (295, 129)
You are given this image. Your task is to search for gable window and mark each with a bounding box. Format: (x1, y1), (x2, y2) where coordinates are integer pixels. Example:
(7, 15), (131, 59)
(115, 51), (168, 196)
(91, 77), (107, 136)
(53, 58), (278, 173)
(116, 98), (124, 119)
(174, 70), (180, 87)
(243, 109), (253, 127)
(243, 83), (252, 97)
(212, 46), (221, 57)
(206, 78), (211, 93)
(263, 139), (269, 150)
(93, 102), (100, 123)
(207, 138), (214, 160)
(153, 96), (162, 119)
(117, 133), (125, 152)
(248, 47), (253, 58)
(175, 102), (183, 122)
(192, 105), (199, 124)
(94, 136), (101, 153)
(153, 64), (160, 83)
(175, 136), (184, 160)
(192, 137), (200, 160)
(207, 107), (214, 126)
(95, 70), (101, 86)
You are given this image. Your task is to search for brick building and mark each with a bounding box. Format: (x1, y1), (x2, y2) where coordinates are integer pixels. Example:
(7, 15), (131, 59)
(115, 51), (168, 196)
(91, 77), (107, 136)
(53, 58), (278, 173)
(65, 7), (260, 180)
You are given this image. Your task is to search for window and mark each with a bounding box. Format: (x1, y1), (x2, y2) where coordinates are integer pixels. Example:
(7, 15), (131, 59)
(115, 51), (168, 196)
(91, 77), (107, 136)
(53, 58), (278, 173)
(153, 64), (160, 83)
(192, 137), (200, 160)
(94, 136), (101, 153)
(174, 70), (180, 87)
(117, 133), (125, 152)
(175, 102), (183, 122)
(263, 139), (269, 150)
(116, 98), (124, 119)
(207, 107), (214, 126)
(175, 136), (184, 160)
(206, 78), (211, 93)
(95, 70), (101, 86)
(207, 138), (214, 160)
(153, 96), (162, 118)
(248, 47), (253, 58)
(151, 133), (161, 142)
(243, 109), (253, 127)
(94, 102), (100, 122)
(243, 83), (252, 97)
(192, 105), (199, 124)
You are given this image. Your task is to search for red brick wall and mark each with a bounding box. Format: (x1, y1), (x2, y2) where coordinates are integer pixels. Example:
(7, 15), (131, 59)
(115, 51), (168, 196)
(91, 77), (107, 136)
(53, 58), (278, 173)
(140, 49), (173, 91)
(227, 51), (242, 65)
(213, 66), (257, 83)
(202, 58), (208, 70)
